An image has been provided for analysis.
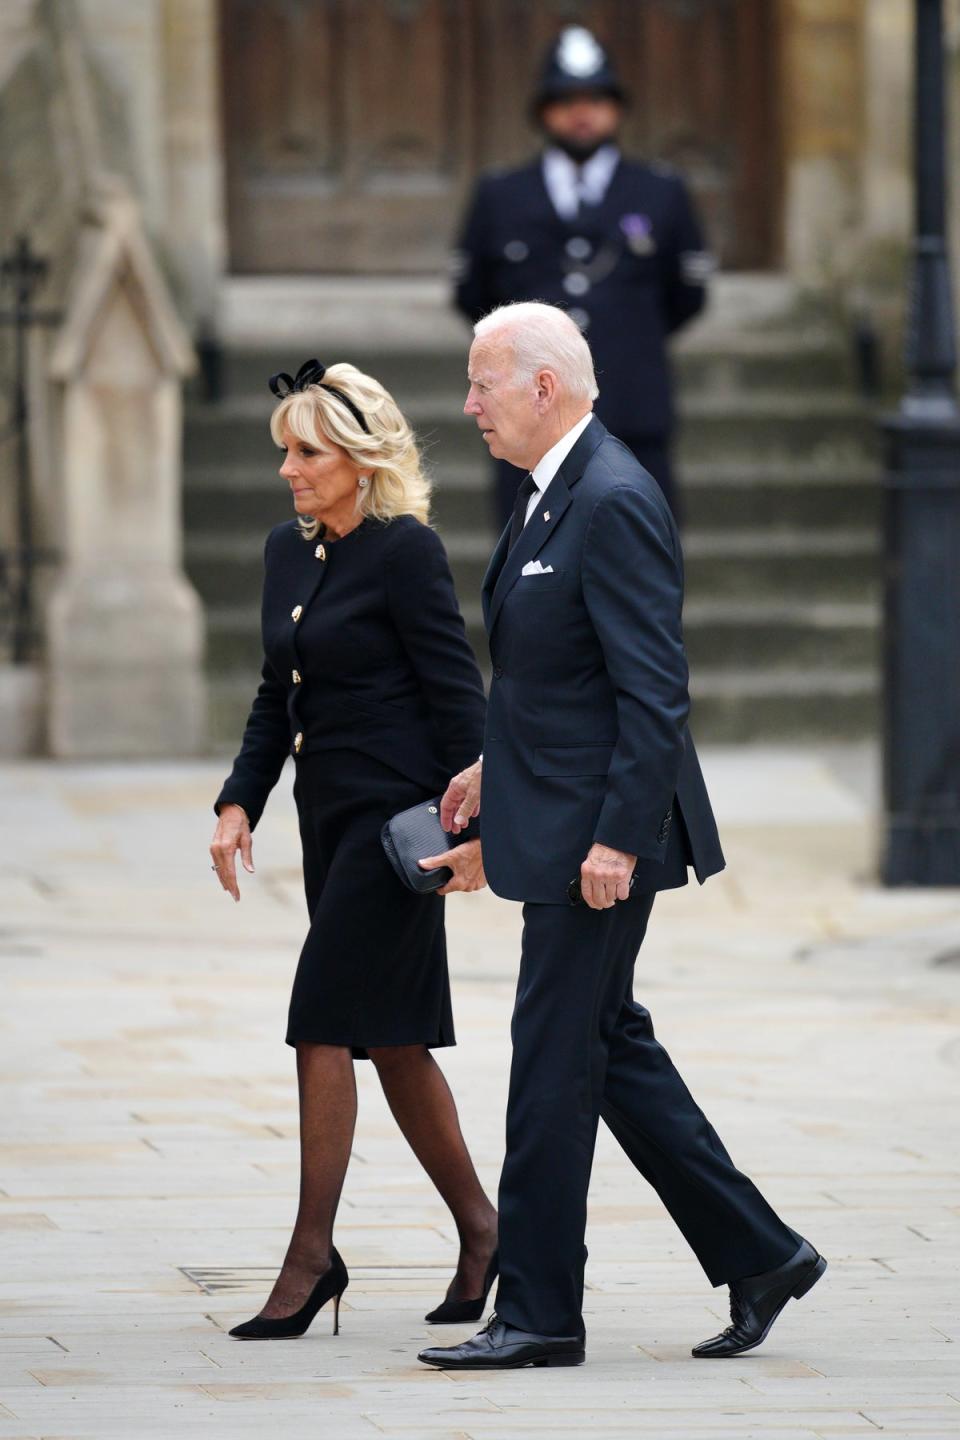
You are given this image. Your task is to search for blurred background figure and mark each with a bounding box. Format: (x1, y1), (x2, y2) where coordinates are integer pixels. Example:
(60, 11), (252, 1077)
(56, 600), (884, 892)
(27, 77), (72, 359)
(453, 25), (712, 528)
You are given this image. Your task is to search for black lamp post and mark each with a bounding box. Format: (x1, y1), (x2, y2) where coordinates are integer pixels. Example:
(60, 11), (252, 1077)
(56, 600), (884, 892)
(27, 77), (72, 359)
(881, 0), (960, 884)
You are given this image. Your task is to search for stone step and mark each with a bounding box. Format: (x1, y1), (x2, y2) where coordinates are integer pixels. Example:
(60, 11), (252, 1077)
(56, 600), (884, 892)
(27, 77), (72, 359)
(182, 463), (501, 538)
(432, 528), (880, 604)
(204, 662), (879, 750)
(186, 524), (879, 621)
(186, 317), (881, 746)
(184, 392), (876, 470)
(677, 463), (881, 529)
(688, 667), (879, 742)
(183, 458), (881, 536)
(199, 602), (488, 678)
(199, 593), (878, 683)
(210, 329), (857, 406)
(682, 600), (879, 670)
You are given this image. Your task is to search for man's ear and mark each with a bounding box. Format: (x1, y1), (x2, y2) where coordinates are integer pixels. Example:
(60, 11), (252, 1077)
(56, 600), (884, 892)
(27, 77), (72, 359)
(534, 368), (558, 410)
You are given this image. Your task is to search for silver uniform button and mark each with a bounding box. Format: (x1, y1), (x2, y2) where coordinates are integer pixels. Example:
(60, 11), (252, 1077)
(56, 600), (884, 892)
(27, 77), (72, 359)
(565, 236), (592, 260)
(563, 272), (590, 297)
(568, 307), (590, 331)
(504, 240), (529, 262)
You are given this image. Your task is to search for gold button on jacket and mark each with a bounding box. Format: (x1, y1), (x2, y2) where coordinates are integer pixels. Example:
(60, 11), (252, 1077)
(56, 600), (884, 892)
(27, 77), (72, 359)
(293, 731), (303, 753)
(291, 604), (303, 622)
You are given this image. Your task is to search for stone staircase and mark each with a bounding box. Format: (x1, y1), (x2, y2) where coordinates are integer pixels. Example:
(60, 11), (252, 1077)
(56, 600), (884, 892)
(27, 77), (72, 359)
(183, 307), (881, 750)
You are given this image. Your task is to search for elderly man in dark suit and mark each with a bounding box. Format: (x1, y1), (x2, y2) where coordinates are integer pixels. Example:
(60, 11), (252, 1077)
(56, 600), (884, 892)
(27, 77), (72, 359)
(452, 25), (711, 527)
(417, 302), (825, 1371)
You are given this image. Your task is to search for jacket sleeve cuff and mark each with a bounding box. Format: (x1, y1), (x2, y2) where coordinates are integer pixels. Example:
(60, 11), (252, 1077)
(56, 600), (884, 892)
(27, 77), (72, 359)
(594, 796), (674, 863)
(214, 782), (267, 832)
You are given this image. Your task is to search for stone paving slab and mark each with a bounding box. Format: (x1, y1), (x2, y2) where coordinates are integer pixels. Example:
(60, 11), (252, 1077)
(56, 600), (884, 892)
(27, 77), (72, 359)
(1, 747), (959, 1439)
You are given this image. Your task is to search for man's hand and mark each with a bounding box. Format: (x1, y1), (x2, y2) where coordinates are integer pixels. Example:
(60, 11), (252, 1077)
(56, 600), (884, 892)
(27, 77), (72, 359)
(579, 842), (637, 911)
(419, 837), (486, 895)
(210, 803), (254, 902)
(440, 759), (482, 833)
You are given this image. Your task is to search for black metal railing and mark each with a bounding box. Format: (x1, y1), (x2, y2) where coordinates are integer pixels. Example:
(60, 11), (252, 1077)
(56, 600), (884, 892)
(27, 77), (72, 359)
(0, 235), (62, 664)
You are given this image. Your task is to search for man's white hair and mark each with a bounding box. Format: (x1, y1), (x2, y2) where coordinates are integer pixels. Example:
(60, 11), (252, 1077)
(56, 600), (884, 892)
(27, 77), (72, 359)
(474, 302), (599, 401)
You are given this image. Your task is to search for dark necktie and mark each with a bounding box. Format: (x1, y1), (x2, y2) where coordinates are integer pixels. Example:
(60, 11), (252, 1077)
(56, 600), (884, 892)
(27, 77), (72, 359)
(508, 473), (538, 553)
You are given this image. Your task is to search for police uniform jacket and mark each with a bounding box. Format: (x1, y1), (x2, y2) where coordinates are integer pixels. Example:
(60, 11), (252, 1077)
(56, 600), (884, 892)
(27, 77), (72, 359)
(216, 515), (486, 829)
(479, 415), (724, 904)
(455, 156), (708, 441)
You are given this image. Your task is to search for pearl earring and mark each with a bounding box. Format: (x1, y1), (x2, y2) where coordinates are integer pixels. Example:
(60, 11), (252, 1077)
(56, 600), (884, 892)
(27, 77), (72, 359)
(358, 474), (370, 488)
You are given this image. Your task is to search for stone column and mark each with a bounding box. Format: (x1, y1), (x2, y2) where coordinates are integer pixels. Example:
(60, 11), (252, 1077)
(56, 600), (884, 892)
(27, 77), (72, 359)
(779, 0), (866, 281)
(160, 0), (227, 329)
(46, 186), (205, 757)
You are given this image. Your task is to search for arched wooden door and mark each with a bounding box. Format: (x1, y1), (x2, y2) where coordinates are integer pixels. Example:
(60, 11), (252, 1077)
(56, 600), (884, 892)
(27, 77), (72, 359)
(220, 0), (780, 273)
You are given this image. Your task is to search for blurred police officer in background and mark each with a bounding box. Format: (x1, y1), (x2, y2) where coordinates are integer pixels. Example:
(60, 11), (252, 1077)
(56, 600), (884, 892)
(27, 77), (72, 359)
(452, 25), (713, 527)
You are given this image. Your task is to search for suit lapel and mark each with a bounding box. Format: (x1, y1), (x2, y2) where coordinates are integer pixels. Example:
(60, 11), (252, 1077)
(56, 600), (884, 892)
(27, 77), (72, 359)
(485, 417), (607, 636)
(481, 523), (511, 629)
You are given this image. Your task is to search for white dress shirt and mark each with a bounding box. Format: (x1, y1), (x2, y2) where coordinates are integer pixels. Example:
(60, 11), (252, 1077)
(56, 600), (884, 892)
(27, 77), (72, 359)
(524, 413), (594, 526)
(542, 145), (620, 221)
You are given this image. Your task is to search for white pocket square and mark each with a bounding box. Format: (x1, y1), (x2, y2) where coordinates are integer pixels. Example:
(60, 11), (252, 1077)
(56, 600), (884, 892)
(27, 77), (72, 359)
(521, 560), (554, 576)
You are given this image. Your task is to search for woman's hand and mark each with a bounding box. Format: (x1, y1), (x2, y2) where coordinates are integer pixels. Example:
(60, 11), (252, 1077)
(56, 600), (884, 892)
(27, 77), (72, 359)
(419, 837), (486, 895)
(210, 804), (254, 902)
(440, 759), (482, 833)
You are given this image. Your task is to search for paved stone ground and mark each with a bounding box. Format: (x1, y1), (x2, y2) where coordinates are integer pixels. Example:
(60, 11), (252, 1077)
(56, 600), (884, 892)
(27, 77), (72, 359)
(1, 745), (958, 1440)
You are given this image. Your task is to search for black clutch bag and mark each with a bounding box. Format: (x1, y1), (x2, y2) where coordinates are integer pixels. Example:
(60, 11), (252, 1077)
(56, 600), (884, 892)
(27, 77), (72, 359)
(381, 797), (458, 894)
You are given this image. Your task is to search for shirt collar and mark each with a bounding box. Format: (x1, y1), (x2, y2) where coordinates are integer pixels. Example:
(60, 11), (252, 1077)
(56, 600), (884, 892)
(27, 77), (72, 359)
(542, 144), (620, 217)
(530, 413), (594, 495)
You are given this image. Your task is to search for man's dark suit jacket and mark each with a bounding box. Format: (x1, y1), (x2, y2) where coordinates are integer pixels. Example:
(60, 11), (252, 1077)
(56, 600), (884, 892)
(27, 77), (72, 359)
(480, 417), (724, 905)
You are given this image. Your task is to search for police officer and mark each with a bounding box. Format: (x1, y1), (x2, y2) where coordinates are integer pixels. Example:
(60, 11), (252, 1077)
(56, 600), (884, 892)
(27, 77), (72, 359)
(452, 25), (713, 526)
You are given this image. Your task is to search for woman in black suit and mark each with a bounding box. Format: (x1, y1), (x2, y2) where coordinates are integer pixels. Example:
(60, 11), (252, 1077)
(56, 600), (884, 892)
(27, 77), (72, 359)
(210, 359), (497, 1339)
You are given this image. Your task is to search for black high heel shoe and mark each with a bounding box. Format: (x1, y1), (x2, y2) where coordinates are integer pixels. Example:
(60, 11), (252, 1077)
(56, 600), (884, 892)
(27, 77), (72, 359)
(229, 1247), (349, 1340)
(425, 1250), (499, 1325)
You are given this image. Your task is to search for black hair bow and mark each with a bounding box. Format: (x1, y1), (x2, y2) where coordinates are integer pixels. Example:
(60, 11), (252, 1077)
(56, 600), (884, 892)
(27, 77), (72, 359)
(268, 358), (327, 398)
(267, 357), (370, 433)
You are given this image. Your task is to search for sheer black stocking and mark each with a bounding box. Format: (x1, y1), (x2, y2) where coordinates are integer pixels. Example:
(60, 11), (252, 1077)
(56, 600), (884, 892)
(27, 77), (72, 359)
(369, 1044), (497, 1302)
(258, 1042), (356, 1319)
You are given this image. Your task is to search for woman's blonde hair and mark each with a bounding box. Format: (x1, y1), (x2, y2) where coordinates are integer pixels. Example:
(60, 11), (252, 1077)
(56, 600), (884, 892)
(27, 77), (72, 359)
(269, 363), (432, 538)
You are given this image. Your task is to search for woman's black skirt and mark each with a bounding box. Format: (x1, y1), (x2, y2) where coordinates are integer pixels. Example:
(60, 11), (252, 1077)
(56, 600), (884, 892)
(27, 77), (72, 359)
(287, 749), (454, 1058)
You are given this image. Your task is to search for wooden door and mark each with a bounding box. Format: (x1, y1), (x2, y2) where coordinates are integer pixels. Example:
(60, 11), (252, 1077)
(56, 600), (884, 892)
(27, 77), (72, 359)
(220, 0), (780, 273)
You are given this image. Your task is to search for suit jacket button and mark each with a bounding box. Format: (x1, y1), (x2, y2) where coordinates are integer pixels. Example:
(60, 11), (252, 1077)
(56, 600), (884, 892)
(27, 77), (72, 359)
(291, 604), (303, 622)
(293, 731), (303, 753)
(292, 669), (302, 684)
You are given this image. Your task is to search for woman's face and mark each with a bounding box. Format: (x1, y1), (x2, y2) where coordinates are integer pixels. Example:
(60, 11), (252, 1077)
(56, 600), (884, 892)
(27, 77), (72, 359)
(278, 424), (364, 531)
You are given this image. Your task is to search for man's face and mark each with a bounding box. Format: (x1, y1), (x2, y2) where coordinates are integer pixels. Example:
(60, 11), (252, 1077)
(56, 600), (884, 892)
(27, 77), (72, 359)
(541, 92), (622, 155)
(464, 336), (540, 468)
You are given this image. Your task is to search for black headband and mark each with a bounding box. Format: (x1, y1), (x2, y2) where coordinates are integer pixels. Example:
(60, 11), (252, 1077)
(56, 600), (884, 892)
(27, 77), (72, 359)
(268, 358), (370, 434)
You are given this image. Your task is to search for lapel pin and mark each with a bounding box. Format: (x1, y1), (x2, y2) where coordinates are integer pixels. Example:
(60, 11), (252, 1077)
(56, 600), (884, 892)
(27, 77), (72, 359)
(543, 510), (551, 521)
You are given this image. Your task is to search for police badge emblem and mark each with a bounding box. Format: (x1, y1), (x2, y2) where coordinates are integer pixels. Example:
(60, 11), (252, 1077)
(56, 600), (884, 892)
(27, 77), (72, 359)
(620, 213), (657, 256)
(557, 26), (606, 78)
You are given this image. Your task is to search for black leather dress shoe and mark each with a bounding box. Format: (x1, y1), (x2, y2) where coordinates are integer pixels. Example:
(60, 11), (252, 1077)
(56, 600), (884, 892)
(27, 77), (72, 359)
(692, 1237), (827, 1358)
(418, 1314), (585, 1370)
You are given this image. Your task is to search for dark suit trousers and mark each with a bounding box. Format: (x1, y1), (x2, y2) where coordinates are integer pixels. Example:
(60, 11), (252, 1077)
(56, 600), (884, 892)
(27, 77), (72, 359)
(493, 894), (800, 1337)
